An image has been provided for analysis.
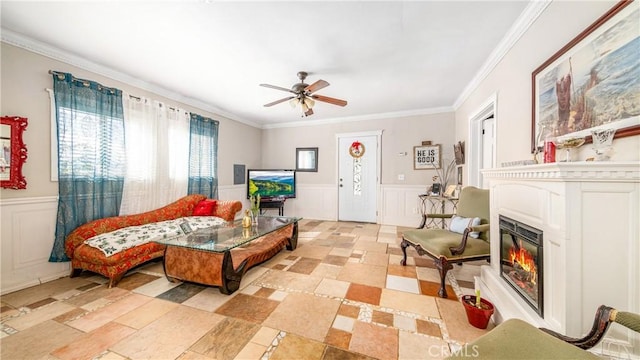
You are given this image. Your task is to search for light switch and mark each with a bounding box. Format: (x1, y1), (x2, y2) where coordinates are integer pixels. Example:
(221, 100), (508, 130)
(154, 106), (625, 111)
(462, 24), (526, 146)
(398, 174), (405, 181)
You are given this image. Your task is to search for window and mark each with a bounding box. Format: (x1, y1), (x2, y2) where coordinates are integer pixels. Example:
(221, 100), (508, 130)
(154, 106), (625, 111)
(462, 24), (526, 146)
(56, 107), (126, 178)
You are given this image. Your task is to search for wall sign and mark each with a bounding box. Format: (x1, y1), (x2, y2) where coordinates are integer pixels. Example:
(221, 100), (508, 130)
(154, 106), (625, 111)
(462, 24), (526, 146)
(413, 144), (441, 169)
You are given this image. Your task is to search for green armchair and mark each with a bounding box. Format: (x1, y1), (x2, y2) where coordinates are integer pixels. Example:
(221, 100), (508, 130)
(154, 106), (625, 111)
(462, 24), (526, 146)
(447, 305), (640, 359)
(401, 186), (490, 298)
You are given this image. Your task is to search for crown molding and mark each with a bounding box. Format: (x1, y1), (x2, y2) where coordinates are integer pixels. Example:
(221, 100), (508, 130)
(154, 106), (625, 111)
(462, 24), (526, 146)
(453, 1), (551, 110)
(2, 0), (547, 130)
(262, 106), (454, 129)
(1, 28), (260, 128)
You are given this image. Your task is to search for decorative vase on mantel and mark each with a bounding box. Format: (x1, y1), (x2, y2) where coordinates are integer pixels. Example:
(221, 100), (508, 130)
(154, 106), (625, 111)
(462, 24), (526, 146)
(591, 128), (616, 161)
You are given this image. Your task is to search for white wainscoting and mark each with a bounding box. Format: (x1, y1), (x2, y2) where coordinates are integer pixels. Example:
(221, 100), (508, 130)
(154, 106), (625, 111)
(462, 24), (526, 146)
(0, 196), (69, 295)
(290, 184), (338, 221)
(0, 184), (429, 294)
(223, 183), (426, 227)
(380, 185), (426, 227)
(225, 184), (339, 221)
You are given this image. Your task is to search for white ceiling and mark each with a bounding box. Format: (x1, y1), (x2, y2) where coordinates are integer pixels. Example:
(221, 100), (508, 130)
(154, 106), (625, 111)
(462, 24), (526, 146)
(1, 1), (532, 127)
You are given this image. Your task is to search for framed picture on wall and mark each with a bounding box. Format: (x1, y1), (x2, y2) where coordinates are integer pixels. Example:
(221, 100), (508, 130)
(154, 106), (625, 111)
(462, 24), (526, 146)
(531, 0), (640, 153)
(413, 144), (441, 169)
(296, 147), (318, 172)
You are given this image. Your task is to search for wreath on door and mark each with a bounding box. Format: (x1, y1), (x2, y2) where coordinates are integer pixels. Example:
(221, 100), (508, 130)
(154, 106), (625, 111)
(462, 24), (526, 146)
(349, 141), (365, 158)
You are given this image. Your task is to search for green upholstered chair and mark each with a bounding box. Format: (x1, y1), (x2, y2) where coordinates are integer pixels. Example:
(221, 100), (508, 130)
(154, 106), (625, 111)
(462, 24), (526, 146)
(401, 186), (490, 298)
(447, 305), (640, 359)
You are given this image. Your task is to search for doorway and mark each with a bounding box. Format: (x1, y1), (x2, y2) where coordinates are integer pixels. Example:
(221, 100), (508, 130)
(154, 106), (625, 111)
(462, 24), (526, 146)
(469, 94), (497, 188)
(337, 131), (381, 223)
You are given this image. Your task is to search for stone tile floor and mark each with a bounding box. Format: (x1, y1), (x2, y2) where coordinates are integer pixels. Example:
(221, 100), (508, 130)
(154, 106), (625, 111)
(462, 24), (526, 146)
(1, 219), (491, 359)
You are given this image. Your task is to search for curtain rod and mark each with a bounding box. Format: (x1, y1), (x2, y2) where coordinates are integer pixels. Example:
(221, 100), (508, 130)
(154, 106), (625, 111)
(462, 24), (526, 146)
(50, 70), (183, 113)
(49, 70), (119, 94)
(127, 94), (178, 112)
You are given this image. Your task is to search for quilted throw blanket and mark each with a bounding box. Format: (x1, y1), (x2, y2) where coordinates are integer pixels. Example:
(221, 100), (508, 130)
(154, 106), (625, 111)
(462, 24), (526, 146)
(84, 216), (227, 257)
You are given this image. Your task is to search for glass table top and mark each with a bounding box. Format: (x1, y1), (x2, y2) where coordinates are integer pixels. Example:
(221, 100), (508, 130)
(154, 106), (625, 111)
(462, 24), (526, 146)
(153, 215), (301, 253)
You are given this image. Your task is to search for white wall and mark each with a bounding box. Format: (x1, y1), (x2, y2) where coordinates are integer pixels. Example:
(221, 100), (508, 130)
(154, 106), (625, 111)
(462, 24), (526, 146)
(260, 113), (456, 223)
(0, 43), (263, 201)
(0, 43), (262, 294)
(455, 0), (640, 171)
(4, 1), (639, 293)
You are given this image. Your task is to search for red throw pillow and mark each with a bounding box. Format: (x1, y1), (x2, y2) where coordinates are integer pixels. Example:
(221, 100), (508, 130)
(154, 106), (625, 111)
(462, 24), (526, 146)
(192, 199), (217, 216)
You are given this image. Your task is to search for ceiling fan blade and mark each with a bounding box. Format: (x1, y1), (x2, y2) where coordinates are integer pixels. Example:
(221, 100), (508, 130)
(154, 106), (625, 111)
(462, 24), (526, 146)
(311, 94), (348, 107)
(264, 96), (295, 107)
(304, 80), (329, 94)
(260, 83), (296, 94)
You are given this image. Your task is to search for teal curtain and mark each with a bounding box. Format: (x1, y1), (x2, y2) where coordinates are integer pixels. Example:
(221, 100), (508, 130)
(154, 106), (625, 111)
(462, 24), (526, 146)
(49, 72), (126, 262)
(188, 113), (219, 198)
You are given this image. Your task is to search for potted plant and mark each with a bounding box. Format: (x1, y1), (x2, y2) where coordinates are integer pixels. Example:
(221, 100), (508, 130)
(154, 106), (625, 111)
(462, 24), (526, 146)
(461, 290), (495, 329)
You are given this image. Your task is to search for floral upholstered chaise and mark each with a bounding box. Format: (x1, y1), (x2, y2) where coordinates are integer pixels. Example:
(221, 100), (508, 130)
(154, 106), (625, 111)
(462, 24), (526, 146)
(65, 194), (242, 287)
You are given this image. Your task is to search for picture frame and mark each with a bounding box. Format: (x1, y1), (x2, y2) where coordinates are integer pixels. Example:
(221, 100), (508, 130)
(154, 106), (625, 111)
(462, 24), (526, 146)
(430, 183), (441, 196)
(454, 141), (465, 165)
(457, 166), (463, 186)
(296, 147), (318, 172)
(1, 116), (28, 189)
(531, 0), (640, 153)
(414, 144), (441, 169)
(443, 184), (457, 198)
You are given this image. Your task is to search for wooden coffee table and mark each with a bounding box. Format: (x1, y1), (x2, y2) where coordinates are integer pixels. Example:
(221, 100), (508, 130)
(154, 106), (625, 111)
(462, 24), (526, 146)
(154, 216), (300, 294)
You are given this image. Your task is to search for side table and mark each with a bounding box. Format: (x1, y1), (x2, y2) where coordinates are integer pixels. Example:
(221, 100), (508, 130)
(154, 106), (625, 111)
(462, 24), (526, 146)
(417, 194), (459, 229)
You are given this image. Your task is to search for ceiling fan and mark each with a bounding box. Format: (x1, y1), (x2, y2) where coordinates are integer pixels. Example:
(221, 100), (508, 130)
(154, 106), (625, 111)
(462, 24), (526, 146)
(260, 71), (348, 117)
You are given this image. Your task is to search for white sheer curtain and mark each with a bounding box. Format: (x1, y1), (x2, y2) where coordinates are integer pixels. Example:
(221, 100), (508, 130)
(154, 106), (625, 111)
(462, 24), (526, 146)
(119, 94), (190, 215)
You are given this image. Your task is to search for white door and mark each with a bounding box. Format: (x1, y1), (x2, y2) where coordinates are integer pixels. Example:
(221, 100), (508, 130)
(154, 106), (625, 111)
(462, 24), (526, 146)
(478, 116), (495, 187)
(338, 135), (378, 222)
(469, 94), (497, 188)
(482, 116), (495, 170)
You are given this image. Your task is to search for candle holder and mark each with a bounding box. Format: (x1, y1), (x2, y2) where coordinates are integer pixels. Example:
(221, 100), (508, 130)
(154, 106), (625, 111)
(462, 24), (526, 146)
(552, 137), (586, 162)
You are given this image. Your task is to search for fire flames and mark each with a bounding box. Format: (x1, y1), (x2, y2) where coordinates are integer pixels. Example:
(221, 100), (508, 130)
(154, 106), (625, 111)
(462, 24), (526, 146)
(509, 240), (537, 285)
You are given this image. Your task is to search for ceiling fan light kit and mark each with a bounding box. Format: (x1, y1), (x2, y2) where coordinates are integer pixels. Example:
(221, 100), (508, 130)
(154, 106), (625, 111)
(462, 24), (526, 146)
(261, 71), (347, 117)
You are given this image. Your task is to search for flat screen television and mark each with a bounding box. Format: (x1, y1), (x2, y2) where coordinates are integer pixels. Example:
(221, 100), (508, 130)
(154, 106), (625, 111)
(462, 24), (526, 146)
(247, 169), (296, 200)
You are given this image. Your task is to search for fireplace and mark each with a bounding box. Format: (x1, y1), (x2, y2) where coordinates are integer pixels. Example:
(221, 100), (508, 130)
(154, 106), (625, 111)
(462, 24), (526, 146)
(499, 215), (543, 317)
(479, 163), (638, 355)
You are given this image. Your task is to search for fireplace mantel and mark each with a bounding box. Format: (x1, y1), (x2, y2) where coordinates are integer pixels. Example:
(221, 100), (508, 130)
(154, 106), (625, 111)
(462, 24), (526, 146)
(482, 161), (639, 182)
(480, 161), (639, 357)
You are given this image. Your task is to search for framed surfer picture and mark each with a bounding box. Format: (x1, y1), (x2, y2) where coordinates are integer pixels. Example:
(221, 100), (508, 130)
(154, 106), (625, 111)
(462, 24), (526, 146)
(531, 0), (640, 153)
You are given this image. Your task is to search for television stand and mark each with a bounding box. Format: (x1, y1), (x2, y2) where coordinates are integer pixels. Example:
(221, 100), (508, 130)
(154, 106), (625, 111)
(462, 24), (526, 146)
(260, 198), (285, 216)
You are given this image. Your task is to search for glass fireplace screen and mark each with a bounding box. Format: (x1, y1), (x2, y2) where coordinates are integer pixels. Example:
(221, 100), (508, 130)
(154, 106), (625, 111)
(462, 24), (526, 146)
(499, 215), (544, 318)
